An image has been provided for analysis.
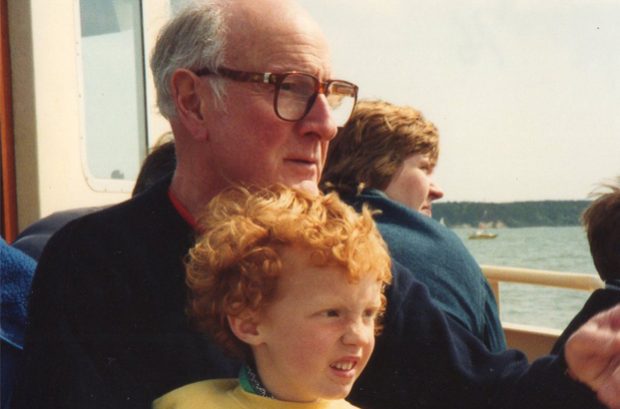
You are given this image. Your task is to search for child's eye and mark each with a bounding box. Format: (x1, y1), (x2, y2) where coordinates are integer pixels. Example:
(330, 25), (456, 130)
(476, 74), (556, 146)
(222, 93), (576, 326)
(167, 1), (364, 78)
(364, 308), (379, 319)
(323, 309), (340, 318)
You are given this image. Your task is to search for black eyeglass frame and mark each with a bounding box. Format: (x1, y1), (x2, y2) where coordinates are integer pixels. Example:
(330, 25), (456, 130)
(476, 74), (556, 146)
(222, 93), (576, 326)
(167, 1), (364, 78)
(194, 66), (359, 123)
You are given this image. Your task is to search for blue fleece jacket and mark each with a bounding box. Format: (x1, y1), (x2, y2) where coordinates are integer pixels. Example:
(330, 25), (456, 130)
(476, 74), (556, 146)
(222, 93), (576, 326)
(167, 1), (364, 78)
(340, 188), (506, 352)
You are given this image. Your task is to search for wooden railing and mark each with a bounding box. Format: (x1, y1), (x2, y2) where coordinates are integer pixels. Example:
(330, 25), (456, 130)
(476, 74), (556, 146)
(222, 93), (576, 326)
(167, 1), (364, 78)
(482, 265), (603, 305)
(481, 265), (603, 361)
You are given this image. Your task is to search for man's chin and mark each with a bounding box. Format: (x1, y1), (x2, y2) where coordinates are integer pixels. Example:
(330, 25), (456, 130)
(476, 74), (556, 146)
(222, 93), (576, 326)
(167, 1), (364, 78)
(291, 180), (320, 195)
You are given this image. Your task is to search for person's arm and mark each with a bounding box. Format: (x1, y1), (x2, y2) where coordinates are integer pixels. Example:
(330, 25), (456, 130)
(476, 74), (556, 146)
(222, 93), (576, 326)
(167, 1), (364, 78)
(351, 261), (608, 409)
(565, 304), (620, 408)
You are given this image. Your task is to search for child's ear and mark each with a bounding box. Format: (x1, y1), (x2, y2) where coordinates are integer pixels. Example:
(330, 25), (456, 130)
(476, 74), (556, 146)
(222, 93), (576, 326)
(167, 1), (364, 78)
(228, 312), (262, 346)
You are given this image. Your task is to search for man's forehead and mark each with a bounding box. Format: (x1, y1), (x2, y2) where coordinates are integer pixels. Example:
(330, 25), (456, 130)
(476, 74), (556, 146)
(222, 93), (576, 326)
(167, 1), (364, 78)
(226, 0), (312, 27)
(223, 0), (331, 76)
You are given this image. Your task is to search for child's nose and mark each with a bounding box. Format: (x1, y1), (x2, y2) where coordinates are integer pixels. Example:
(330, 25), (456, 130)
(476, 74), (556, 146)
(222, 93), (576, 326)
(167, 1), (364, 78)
(341, 319), (373, 346)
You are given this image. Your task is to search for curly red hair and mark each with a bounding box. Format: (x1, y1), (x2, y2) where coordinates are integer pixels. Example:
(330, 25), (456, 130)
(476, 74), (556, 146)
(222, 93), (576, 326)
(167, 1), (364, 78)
(185, 185), (392, 361)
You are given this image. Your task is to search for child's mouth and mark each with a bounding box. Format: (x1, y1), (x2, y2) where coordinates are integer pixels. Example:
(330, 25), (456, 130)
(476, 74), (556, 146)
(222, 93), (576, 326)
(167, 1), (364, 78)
(330, 361), (355, 371)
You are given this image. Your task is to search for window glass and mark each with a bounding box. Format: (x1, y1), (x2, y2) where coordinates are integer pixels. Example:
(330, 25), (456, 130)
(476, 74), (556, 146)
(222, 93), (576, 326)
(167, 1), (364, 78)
(78, 0), (147, 184)
(170, 0), (191, 13)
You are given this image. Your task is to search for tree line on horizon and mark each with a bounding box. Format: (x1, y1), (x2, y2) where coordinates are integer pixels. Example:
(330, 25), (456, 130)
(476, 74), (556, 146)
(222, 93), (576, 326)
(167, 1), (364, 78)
(431, 200), (591, 228)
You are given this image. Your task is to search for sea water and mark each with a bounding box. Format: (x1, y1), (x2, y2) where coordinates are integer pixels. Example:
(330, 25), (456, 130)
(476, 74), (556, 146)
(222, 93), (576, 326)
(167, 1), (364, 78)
(451, 226), (597, 330)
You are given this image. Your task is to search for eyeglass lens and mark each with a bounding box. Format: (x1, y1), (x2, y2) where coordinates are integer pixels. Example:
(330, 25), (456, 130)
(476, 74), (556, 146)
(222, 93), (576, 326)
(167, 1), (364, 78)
(276, 73), (356, 126)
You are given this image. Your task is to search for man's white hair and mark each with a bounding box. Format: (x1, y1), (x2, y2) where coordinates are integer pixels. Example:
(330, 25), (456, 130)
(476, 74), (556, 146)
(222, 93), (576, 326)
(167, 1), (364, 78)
(150, 0), (229, 119)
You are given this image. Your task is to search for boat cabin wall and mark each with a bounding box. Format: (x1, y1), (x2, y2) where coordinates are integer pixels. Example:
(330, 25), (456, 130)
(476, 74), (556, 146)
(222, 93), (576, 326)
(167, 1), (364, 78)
(7, 0), (174, 232)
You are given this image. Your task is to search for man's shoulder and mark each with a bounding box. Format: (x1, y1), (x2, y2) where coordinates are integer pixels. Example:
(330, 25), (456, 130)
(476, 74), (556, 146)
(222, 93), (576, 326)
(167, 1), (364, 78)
(16, 207), (102, 238)
(36, 179), (189, 270)
(28, 179), (195, 328)
(12, 207), (104, 260)
(56, 178), (177, 237)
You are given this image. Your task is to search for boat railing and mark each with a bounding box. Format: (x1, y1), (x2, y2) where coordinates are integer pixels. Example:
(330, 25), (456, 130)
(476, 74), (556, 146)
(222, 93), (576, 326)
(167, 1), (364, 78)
(481, 264), (604, 361)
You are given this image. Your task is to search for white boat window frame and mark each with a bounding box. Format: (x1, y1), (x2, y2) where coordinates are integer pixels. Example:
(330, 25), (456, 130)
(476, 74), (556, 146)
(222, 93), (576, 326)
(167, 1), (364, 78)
(74, 0), (172, 193)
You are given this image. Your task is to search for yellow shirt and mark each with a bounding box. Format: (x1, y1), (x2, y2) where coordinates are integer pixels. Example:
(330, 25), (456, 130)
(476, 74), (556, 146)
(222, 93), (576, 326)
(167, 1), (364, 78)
(153, 379), (360, 409)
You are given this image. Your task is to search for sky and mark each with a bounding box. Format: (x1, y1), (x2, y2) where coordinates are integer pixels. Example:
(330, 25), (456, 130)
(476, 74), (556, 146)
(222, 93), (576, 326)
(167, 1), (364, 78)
(298, 0), (620, 202)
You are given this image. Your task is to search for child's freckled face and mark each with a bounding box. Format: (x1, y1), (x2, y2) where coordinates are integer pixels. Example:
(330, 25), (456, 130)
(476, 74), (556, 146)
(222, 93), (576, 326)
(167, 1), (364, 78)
(252, 247), (381, 403)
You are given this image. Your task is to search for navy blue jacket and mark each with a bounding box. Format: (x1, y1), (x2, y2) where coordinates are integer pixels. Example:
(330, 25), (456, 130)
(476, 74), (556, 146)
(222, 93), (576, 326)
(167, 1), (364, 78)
(13, 179), (602, 409)
(12, 207), (102, 261)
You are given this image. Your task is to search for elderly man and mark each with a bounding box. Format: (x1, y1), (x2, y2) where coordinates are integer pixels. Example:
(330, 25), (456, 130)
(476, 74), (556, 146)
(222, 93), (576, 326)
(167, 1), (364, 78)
(13, 1), (620, 409)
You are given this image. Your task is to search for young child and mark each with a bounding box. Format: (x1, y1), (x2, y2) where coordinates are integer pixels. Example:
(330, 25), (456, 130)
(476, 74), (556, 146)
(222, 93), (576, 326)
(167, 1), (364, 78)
(153, 185), (392, 408)
(551, 179), (620, 354)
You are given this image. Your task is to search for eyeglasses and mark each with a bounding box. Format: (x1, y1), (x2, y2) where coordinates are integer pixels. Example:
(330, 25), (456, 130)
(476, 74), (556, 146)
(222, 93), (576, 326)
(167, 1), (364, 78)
(194, 66), (358, 127)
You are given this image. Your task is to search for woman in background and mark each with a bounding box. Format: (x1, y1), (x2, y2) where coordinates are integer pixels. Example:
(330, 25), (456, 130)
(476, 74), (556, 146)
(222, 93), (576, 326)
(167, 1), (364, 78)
(322, 99), (506, 351)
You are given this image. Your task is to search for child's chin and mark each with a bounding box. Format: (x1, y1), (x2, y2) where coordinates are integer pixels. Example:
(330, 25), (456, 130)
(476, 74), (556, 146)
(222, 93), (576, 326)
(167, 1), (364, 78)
(320, 385), (354, 400)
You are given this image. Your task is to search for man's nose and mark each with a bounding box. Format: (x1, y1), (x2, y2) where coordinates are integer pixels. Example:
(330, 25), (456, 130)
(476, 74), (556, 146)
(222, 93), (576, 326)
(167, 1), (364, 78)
(300, 93), (338, 142)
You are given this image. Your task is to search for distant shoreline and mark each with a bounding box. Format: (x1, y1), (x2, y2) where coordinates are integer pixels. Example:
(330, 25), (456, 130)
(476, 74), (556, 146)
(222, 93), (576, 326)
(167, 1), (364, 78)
(432, 200), (590, 228)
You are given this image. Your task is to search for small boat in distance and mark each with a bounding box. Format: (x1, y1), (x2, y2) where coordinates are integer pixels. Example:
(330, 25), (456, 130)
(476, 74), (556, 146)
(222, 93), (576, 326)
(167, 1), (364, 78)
(469, 230), (498, 240)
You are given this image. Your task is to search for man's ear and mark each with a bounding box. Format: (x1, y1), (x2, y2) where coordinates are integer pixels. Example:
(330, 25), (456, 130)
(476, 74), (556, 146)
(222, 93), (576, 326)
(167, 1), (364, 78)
(170, 69), (212, 140)
(228, 312), (263, 346)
